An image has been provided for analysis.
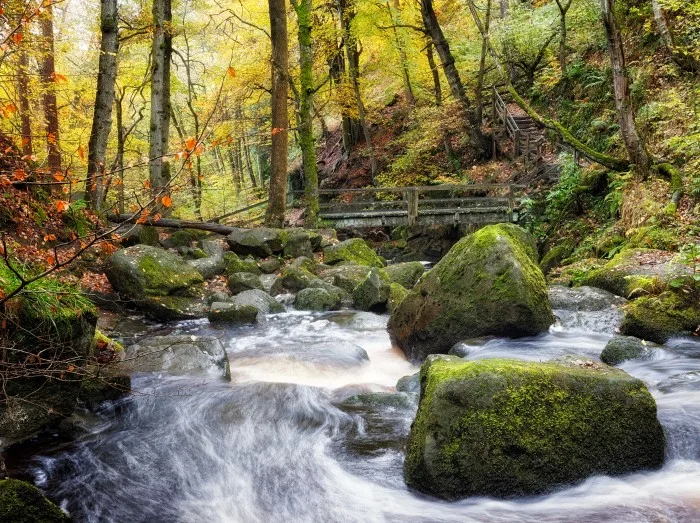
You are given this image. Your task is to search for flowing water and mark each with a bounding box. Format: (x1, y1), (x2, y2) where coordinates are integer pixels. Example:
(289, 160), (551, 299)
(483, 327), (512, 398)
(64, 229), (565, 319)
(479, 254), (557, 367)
(13, 291), (700, 522)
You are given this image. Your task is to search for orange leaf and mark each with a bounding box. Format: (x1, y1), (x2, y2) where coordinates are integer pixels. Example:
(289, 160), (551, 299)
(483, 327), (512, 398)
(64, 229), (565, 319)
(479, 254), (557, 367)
(77, 145), (85, 161)
(53, 171), (65, 182)
(62, 186), (70, 194)
(227, 67), (236, 78)
(13, 169), (27, 181)
(0, 176), (10, 187)
(46, 255), (56, 265)
(54, 200), (70, 212)
(161, 195), (172, 208)
(272, 127), (285, 136)
(185, 137), (196, 151)
(12, 32), (22, 45)
(43, 234), (56, 242)
(143, 180), (150, 189)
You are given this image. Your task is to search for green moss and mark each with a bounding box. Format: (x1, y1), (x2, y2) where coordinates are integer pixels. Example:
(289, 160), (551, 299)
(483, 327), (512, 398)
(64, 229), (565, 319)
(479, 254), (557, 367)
(93, 329), (124, 353)
(0, 479), (70, 522)
(388, 224), (553, 362)
(539, 243), (574, 275)
(223, 252), (261, 276)
(405, 357), (664, 499)
(323, 238), (384, 268)
(580, 249), (669, 298)
(600, 336), (655, 365)
(621, 291), (700, 343)
(388, 282), (409, 313)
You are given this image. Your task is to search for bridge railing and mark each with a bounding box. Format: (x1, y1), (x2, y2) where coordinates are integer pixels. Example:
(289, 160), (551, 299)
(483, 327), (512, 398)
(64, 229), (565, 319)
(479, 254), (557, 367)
(289, 183), (526, 226)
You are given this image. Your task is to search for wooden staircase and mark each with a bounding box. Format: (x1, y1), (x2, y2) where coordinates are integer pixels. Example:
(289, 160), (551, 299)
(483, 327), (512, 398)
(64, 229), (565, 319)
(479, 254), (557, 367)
(490, 87), (560, 185)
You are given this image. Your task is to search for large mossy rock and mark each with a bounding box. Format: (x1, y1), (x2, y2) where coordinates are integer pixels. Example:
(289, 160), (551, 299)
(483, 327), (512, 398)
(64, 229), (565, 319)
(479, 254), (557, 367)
(319, 264), (371, 293)
(580, 249), (689, 298)
(387, 282), (409, 313)
(187, 240), (226, 279)
(405, 356), (665, 500)
(226, 227), (286, 257)
(620, 291), (700, 343)
(601, 335), (658, 365)
(105, 245), (204, 298)
(208, 302), (259, 325)
(323, 238), (384, 268)
(385, 261), (425, 289)
(0, 479), (69, 522)
(232, 289), (285, 314)
(388, 224), (553, 362)
(283, 229), (321, 258)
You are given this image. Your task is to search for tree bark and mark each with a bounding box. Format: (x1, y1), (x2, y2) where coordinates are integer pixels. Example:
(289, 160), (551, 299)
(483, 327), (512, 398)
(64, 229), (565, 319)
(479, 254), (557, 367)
(39, 4), (61, 174)
(86, 0), (119, 210)
(425, 39), (442, 106)
(149, 0), (173, 210)
(555, 0), (572, 76)
(16, 27), (32, 157)
(291, 0), (320, 224)
(475, 0), (492, 124)
(421, 0), (486, 157)
(601, 0), (652, 177)
(265, 0), (290, 228)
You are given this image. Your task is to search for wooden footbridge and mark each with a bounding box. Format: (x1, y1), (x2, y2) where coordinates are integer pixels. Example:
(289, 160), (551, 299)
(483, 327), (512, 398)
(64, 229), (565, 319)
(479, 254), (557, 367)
(210, 89), (557, 229)
(211, 183), (526, 228)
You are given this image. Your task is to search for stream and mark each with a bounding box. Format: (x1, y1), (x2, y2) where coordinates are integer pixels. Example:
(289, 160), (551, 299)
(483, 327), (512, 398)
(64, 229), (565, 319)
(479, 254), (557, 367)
(8, 291), (700, 522)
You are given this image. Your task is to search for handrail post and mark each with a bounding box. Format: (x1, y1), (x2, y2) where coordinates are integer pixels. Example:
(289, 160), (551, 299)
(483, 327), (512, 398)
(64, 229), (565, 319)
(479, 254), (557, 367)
(508, 184), (514, 221)
(406, 188), (418, 226)
(525, 133), (530, 175)
(514, 130), (521, 157)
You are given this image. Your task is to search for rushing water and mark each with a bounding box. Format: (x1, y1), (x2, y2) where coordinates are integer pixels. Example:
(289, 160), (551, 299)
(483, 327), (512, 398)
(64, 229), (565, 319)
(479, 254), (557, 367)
(14, 291), (700, 522)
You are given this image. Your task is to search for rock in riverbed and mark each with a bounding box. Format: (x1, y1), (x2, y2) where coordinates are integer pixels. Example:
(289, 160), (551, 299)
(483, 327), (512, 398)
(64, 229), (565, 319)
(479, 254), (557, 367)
(404, 356), (665, 499)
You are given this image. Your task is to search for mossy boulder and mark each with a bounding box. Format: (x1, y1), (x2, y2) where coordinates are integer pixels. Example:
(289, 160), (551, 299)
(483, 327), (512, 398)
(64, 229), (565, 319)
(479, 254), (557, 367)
(388, 224), (553, 362)
(294, 287), (341, 312)
(136, 295), (209, 322)
(160, 229), (209, 249)
(319, 264), (371, 293)
(620, 291), (700, 343)
(0, 479), (70, 522)
(283, 229), (321, 258)
(227, 272), (264, 294)
(270, 266), (347, 302)
(231, 289), (285, 314)
(258, 257), (283, 274)
(601, 336), (658, 365)
(405, 356), (665, 499)
(105, 245), (204, 299)
(187, 253), (226, 280)
(580, 249), (688, 298)
(290, 256), (319, 274)
(116, 224), (159, 247)
(353, 268), (390, 311)
(539, 242), (574, 275)
(387, 282), (409, 314)
(323, 238), (384, 268)
(385, 262), (425, 289)
(208, 302), (259, 325)
(226, 227), (287, 257)
(224, 252), (261, 276)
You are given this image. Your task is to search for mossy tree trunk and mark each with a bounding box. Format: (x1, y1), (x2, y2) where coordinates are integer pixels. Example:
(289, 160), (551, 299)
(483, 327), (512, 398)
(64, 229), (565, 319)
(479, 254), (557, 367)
(39, 4), (62, 178)
(386, 0), (416, 106)
(264, 0), (289, 228)
(651, 0), (699, 73)
(554, 0), (572, 76)
(291, 0), (319, 225)
(601, 0), (652, 178)
(425, 38), (442, 107)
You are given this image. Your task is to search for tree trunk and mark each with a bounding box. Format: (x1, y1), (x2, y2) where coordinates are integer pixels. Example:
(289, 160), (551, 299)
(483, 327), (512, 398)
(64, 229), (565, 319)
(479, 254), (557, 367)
(339, 0), (377, 180)
(420, 0), (486, 157)
(601, 0), (651, 177)
(555, 0), (572, 76)
(39, 4), (61, 175)
(475, 0), (492, 124)
(149, 0), (173, 210)
(227, 146), (242, 193)
(264, 0), (289, 228)
(86, 0), (119, 210)
(292, 0), (320, 224)
(425, 39), (442, 106)
(17, 28), (32, 157)
(499, 0), (508, 18)
(115, 92), (125, 214)
(651, 0), (698, 72)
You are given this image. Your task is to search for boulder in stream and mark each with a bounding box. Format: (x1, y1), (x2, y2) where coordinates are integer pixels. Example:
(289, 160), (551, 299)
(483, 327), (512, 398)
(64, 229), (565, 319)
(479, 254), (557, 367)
(385, 262), (425, 290)
(353, 268), (390, 311)
(620, 291), (700, 344)
(224, 252), (261, 276)
(227, 272), (264, 294)
(232, 289), (285, 314)
(388, 224), (553, 362)
(118, 335), (231, 379)
(226, 227), (286, 257)
(208, 302), (259, 325)
(294, 287), (341, 312)
(404, 356), (665, 499)
(600, 335), (658, 366)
